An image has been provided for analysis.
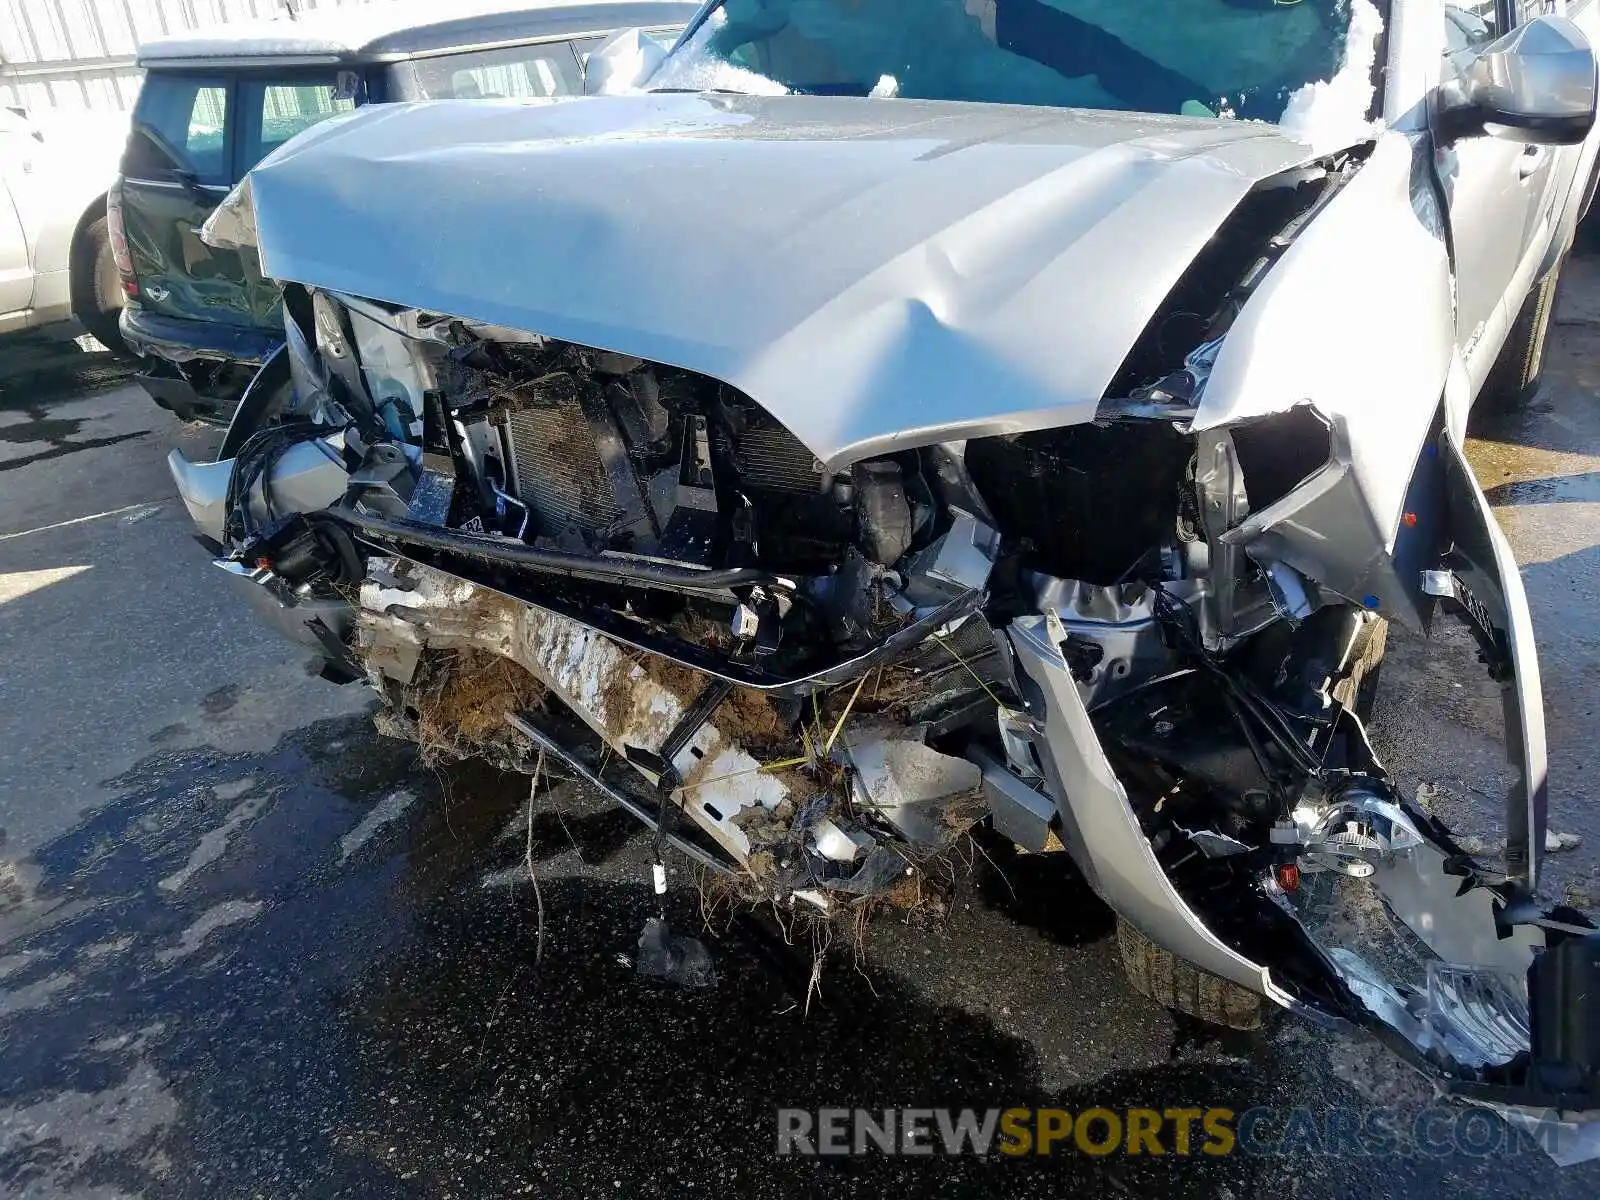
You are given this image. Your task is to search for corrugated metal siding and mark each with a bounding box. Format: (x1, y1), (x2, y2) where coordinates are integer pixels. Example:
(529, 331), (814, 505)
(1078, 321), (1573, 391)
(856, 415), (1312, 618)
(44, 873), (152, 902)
(0, 0), (366, 112)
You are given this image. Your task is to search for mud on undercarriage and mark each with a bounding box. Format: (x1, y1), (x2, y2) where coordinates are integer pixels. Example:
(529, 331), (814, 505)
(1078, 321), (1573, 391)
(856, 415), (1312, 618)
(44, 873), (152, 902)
(167, 283), (1600, 1160)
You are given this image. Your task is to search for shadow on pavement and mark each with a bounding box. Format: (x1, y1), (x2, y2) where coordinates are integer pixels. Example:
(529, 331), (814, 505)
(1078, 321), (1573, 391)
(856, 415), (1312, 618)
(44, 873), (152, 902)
(0, 333), (136, 414)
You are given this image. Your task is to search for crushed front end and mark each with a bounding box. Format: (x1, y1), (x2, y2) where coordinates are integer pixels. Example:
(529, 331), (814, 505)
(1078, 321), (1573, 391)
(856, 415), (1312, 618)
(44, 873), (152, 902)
(172, 137), (1600, 1153)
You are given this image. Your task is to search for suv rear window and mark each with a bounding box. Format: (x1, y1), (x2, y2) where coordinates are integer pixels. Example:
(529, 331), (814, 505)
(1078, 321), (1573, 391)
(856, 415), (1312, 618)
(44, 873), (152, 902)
(124, 71), (357, 186)
(407, 42), (585, 99)
(240, 78), (355, 167)
(124, 74), (231, 184)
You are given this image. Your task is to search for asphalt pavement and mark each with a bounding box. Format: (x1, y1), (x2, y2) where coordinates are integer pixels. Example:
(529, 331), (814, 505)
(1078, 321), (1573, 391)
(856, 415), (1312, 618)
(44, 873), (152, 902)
(2, 264), (1600, 1199)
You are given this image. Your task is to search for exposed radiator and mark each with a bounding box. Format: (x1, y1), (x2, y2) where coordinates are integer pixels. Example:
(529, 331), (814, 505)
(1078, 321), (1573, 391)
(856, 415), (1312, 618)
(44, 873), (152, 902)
(735, 421), (824, 495)
(502, 397), (617, 539)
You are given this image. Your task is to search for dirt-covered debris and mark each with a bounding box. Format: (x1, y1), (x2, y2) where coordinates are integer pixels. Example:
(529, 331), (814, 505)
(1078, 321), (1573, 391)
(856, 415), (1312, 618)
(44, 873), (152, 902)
(359, 576), (988, 968)
(733, 796), (798, 852)
(692, 839), (963, 1012)
(410, 649), (547, 765)
(597, 652), (794, 751)
(716, 687), (795, 748)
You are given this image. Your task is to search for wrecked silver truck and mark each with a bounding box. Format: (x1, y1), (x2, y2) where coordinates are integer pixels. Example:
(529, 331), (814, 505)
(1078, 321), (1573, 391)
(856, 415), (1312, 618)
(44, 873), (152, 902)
(169, 0), (1600, 1160)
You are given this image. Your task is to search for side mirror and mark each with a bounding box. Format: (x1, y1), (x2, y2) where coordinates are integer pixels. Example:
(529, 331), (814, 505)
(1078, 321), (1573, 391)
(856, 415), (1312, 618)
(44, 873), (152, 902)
(1441, 14), (1598, 146)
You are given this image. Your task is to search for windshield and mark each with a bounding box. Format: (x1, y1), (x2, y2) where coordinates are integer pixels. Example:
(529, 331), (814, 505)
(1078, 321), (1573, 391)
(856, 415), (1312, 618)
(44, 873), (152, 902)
(646, 0), (1378, 124)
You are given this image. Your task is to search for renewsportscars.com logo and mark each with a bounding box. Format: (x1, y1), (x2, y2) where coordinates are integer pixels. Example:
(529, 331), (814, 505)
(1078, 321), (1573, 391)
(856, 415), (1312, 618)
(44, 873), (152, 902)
(776, 1106), (1566, 1159)
(781, 1107), (1234, 1158)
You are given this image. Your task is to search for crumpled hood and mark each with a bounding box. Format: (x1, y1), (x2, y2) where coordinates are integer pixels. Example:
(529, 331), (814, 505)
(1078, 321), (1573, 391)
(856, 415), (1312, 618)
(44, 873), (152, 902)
(218, 92), (1315, 466)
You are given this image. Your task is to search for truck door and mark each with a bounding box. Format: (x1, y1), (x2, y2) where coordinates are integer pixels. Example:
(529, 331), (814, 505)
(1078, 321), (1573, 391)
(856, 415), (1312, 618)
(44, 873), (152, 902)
(1440, 2), (1563, 386)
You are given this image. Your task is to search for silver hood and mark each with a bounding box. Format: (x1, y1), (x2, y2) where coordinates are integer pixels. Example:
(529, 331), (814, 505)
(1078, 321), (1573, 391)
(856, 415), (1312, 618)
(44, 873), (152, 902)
(220, 93), (1315, 467)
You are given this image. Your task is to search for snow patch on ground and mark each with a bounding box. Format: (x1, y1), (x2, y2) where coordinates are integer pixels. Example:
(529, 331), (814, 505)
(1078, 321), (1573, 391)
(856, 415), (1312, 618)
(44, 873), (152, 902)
(213, 776), (256, 802)
(1279, 0), (1384, 153)
(155, 900), (263, 964)
(80, 935), (136, 960)
(338, 789), (416, 864)
(0, 969), (74, 1019)
(158, 785), (267, 893)
(0, 1059), (178, 1184)
(480, 863), (535, 890)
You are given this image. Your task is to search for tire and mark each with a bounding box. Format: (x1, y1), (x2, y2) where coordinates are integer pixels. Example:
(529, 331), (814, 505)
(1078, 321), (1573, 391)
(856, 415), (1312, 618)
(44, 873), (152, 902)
(1115, 917), (1264, 1030)
(70, 215), (128, 356)
(1481, 258), (1563, 413)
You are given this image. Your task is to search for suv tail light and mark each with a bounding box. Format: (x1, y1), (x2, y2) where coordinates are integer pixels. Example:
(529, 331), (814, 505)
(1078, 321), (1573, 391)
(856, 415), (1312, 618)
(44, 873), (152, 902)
(106, 181), (136, 296)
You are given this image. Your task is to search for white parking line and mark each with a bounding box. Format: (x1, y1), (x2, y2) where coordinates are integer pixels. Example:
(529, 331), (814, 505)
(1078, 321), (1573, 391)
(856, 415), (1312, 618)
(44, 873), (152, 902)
(0, 500), (166, 541)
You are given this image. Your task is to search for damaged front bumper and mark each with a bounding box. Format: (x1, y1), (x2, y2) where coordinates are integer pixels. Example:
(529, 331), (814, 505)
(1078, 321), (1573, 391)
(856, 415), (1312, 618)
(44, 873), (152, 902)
(165, 284), (1600, 1158)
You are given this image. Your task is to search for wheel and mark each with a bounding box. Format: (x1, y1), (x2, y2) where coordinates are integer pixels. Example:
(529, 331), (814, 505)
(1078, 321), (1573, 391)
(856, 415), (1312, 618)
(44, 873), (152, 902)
(1115, 917), (1264, 1030)
(1481, 258), (1563, 413)
(70, 215), (128, 356)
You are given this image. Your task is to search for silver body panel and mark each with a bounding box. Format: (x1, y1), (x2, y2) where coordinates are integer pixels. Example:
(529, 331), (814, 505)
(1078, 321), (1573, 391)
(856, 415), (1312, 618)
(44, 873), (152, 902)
(218, 92), (1314, 470)
(1006, 613), (1288, 1001)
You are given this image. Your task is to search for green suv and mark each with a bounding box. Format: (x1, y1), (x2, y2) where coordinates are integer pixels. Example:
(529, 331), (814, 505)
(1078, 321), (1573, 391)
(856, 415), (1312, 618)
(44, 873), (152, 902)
(112, 0), (695, 420)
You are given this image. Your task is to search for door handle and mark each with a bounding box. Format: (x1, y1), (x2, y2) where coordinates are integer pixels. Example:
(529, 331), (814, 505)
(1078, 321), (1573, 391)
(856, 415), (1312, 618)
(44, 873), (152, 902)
(1519, 144), (1548, 179)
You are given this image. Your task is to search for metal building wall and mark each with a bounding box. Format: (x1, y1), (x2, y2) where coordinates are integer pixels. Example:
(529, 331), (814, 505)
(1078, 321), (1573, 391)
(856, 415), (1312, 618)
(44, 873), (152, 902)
(1, 0), (367, 112)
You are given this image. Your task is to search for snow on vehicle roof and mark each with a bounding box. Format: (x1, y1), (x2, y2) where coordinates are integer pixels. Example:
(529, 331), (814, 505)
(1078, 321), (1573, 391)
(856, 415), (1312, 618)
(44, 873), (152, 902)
(136, 0), (698, 67)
